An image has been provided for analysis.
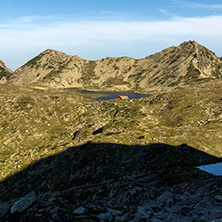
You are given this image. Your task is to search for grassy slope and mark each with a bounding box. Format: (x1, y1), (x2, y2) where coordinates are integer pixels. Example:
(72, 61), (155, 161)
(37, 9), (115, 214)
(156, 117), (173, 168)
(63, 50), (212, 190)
(0, 81), (222, 181)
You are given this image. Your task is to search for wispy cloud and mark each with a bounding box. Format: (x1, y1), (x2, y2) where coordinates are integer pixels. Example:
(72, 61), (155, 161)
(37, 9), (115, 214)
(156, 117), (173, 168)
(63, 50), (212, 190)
(89, 10), (137, 20)
(158, 9), (176, 17)
(17, 16), (55, 23)
(0, 24), (9, 28)
(1, 14), (222, 69)
(2, 15), (221, 41)
(173, 0), (222, 9)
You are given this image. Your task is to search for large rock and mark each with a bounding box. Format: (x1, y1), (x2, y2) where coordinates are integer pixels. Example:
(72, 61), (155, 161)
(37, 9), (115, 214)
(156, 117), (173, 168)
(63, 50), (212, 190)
(98, 208), (121, 221)
(73, 207), (87, 215)
(157, 191), (174, 204)
(10, 191), (36, 213)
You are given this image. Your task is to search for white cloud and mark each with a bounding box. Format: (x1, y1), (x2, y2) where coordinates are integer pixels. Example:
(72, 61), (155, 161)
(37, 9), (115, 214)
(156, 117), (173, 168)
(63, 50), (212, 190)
(0, 15), (222, 70)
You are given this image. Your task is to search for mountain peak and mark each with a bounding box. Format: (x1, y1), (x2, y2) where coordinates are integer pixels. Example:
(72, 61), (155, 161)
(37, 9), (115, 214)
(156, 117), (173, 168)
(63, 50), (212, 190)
(41, 48), (56, 54)
(40, 49), (83, 60)
(40, 49), (68, 56)
(178, 40), (201, 49)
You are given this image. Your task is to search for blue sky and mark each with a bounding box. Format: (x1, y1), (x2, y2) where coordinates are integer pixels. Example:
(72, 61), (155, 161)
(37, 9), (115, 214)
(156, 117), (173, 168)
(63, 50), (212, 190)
(1, 0), (222, 70)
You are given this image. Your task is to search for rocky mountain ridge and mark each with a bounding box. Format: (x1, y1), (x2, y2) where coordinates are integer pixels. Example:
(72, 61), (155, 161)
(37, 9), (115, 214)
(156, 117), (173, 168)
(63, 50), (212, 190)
(6, 40), (222, 91)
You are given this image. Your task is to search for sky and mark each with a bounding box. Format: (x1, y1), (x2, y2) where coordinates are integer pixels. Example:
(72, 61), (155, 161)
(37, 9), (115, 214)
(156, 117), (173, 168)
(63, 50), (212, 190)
(0, 0), (222, 70)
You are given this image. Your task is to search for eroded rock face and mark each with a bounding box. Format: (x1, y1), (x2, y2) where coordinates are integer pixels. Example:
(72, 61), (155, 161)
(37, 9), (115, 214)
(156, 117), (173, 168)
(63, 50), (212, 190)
(0, 142), (221, 221)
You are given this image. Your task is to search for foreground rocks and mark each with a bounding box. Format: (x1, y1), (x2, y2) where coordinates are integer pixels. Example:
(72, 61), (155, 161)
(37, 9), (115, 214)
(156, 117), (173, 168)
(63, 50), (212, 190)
(0, 142), (221, 221)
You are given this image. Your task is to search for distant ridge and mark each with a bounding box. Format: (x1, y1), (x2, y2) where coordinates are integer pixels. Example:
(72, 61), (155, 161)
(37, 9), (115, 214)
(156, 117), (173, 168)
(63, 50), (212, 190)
(7, 41), (222, 91)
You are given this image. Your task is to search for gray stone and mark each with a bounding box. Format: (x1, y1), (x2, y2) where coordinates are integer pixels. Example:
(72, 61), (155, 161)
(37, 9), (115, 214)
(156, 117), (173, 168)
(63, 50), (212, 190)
(10, 191), (36, 213)
(35, 213), (43, 217)
(117, 212), (134, 221)
(51, 191), (61, 198)
(151, 219), (162, 222)
(57, 197), (68, 204)
(166, 214), (180, 222)
(134, 205), (152, 221)
(73, 207), (87, 215)
(37, 208), (45, 213)
(51, 212), (60, 221)
(0, 202), (9, 217)
(215, 195), (222, 202)
(195, 198), (213, 209)
(174, 194), (188, 203)
(98, 208), (121, 221)
(209, 209), (222, 218)
(157, 191), (173, 203)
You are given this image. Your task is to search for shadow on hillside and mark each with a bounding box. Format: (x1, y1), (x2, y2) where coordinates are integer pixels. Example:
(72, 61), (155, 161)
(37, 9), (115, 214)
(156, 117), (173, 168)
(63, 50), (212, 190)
(0, 142), (221, 202)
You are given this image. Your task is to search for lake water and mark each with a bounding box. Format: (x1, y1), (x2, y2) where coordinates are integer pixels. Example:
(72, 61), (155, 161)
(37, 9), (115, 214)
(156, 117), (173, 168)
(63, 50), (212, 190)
(75, 90), (151, 101)
(197, 163), (222, 176)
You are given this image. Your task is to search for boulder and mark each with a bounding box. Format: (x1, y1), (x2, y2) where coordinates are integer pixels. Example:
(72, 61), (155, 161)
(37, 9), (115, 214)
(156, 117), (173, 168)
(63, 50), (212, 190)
(195, 198), (213, 209)
(73, 207), (87, 215)
(10, 191), (36, 213)
(157, 191), (174, 203)
(98, 208), (121, 221)
(215, 195), (222, 202)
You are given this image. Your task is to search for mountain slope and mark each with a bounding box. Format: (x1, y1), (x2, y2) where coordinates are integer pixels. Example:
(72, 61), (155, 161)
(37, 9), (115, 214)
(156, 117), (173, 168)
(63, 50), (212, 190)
(136, 41), (222, 89)
(8, 41), (222, 91)
(0, 59), (13, 83)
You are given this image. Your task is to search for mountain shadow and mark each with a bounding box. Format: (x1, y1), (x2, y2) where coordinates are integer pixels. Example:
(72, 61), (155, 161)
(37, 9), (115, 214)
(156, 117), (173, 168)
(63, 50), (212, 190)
(0, 142), (222, 221)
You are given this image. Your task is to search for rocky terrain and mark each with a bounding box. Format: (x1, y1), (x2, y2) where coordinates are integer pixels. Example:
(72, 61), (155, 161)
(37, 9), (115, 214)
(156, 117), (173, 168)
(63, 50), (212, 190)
(0, 59), (12, 84)
(0, 142), (221, 221)
(6, 41), (222, 91)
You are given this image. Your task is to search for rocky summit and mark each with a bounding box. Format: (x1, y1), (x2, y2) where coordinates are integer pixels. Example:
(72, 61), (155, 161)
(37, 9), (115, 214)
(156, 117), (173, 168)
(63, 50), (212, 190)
(7, 41), (222, 91)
